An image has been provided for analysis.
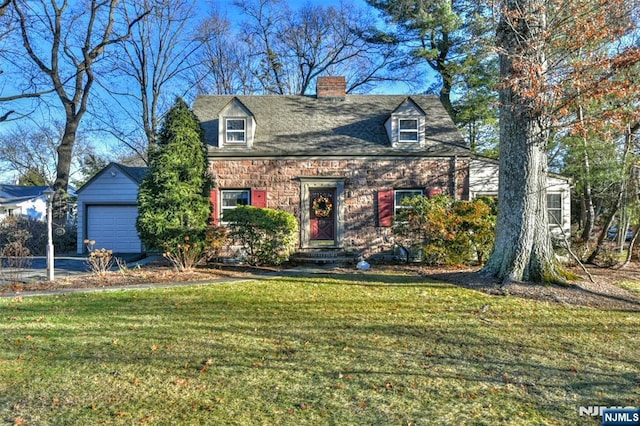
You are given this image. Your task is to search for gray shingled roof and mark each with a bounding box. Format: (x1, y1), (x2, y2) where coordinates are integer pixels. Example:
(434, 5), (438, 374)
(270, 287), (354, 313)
(117, 164), (148, 185)
(193, 94), (470, 157)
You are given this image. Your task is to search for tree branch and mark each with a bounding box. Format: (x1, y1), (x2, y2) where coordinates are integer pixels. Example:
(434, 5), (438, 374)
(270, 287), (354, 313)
(0, 110), (15, 122)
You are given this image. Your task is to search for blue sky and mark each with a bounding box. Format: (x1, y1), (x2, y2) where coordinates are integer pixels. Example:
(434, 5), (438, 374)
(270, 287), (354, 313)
(212, 0), (370, 15)
(0, 0), (433, 183)
(206, 0), (374, 28)
(202, 0), (424, 95)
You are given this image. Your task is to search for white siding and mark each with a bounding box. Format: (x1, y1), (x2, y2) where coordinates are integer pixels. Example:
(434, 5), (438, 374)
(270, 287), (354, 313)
(547, 175), (572, 238)
(469, 159), (500, 198)
(77, 164), (141, 253)
(0, 197), (47, 222)
(469, 158), (572, 237)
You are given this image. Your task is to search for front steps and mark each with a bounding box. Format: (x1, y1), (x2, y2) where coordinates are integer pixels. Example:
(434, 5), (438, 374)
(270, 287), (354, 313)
(290, 249), (357, 265)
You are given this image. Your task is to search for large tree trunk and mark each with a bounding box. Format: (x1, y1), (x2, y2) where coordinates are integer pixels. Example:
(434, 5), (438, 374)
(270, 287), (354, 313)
(54, 122), (78, 193)
(482, 0), (564, 284)
(580, 182), (595, 242)
(52, 120), (79, 223)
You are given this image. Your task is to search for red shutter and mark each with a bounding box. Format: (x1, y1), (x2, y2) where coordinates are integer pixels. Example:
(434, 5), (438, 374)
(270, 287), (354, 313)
(251, 189), (267, 208)
(427, 187), (443, 198)
(378, 189), (394, 227)
(210, 188), (219, 226)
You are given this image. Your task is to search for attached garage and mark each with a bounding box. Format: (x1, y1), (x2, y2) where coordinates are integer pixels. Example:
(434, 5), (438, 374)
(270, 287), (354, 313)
(85, 205), (141, 252)
(77, 163), (148, 254)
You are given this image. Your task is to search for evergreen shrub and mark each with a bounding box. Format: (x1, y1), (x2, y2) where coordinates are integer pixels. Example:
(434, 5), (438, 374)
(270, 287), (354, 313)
(224, 206), (298, 266)
(136, 98), (211, 257)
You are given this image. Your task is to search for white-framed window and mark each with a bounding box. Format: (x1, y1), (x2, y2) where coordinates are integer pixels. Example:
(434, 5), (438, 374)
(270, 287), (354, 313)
(394, 189), (424, 216)
(547, 193), (562, 225)
(221, 189), (250, 220)
(225, 118), (246, 143)
(398, 118), (419, 142)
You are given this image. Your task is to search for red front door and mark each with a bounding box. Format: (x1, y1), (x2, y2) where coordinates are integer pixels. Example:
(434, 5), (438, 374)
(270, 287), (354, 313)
(310, 189), (335, 241)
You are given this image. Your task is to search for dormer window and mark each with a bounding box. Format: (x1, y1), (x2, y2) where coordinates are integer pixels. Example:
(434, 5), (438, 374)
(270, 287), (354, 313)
(216, 98), (256, 149)
(385, 98), (427, 148)
(225, 118), (246, 143)
(398, 119), (419, 142)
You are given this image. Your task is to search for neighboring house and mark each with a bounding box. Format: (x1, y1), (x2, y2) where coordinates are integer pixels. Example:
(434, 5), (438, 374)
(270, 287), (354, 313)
(0, 185), (50, 222)
(76, 162), (148, 253)
(469, 157), (572, 238)
(193, 76), (571, 258)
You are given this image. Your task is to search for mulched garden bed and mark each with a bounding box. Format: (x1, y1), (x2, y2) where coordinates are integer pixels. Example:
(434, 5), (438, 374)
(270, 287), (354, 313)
(2, 258), (640, 311)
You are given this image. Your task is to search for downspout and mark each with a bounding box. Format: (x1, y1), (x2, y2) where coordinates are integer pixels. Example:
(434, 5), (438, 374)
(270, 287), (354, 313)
(451, 156), (458, 200)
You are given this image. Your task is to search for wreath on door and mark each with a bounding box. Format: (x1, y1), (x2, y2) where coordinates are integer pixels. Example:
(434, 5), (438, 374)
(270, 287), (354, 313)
(312, 194), (333, 218)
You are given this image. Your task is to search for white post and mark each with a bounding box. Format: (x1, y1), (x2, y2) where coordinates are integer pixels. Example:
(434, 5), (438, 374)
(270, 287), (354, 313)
(44, 188), (55, 281)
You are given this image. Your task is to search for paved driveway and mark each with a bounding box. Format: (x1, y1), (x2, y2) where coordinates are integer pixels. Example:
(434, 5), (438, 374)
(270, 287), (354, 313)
(1, 254), (146, 282)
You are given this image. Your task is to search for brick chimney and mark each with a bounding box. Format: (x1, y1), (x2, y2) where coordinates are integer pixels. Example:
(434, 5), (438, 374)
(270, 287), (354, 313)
(316, 76), (346, 98)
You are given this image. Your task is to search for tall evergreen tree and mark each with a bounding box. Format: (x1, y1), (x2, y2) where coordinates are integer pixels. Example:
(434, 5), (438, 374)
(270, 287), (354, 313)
(136, 98), (211, 251)
(366, 0), (498, 123)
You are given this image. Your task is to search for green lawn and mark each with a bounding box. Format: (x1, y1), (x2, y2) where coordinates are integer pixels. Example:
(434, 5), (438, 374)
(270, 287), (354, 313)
(1, 274), (638, 425)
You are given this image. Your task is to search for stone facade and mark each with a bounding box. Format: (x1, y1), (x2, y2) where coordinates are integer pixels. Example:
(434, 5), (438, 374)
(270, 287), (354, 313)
(210, 156), (469, 256)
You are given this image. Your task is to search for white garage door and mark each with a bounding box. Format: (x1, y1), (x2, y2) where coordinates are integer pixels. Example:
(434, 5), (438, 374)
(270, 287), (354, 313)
(86, 205), (142, 253)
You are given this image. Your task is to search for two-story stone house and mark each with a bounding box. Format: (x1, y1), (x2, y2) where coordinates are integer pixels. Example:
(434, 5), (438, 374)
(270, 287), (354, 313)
(193, 76), (570, 258)
(77, 77), (571, 256)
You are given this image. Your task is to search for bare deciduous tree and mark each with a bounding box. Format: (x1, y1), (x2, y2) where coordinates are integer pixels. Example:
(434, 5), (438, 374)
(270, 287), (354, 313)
(194, 10), (262, 95)
(279, 2), (408, 94)
(0, 0), (146, 218)
(95, 0), (205, 163)
(196, 0), (410, 96)
(0, 122), (92, 185)
(234, 0), (289, 94)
